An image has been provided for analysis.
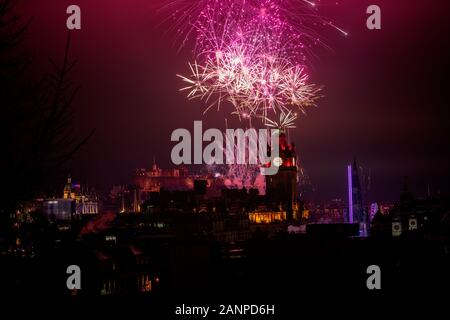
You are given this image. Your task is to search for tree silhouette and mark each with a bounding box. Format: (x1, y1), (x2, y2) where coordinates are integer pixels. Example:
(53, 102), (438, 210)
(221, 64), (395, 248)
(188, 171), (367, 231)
(0, 0), (93, 218)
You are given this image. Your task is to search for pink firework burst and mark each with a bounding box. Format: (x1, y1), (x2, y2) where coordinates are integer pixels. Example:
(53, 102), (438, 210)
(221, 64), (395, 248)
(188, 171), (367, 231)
(160, 0), (345, 57)
(161, 0), (343, 123)
(177, 42), (321, 120)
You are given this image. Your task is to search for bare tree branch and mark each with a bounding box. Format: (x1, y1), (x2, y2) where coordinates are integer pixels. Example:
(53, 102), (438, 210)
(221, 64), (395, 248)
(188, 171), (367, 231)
(1, 1), (94, 215)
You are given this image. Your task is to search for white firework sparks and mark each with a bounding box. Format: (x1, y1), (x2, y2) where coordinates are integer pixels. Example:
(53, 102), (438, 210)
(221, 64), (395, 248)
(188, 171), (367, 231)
(263, 110), (298, 130)
(177, 41), (321, 121)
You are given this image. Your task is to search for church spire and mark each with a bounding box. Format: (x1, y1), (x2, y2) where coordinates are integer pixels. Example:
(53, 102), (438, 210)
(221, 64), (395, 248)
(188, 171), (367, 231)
(152, 156), (157, 171)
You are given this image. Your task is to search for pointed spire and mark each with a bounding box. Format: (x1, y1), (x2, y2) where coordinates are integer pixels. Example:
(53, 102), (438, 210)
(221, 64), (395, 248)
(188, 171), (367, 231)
(152, 156), (157, 171)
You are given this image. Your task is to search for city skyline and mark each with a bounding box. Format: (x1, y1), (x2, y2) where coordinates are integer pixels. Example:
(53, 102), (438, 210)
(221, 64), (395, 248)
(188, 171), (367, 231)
(1, 1), (449, 313)
(15, 0), (450, 201)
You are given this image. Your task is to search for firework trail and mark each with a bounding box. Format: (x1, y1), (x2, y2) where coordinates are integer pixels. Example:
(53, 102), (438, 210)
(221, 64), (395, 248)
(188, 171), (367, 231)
(203, 123), (265, 191)
(263, 110), (298, 130)
(160, 0), (346, 56)
(207, 162), (264, 192)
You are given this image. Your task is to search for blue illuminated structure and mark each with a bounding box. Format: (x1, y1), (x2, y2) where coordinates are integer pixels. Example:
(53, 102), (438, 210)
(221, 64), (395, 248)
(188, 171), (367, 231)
(347, 160), (368, 236)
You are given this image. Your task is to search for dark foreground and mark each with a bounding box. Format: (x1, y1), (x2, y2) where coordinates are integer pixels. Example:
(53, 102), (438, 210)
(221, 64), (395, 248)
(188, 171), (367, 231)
(0, 233), (448, 318)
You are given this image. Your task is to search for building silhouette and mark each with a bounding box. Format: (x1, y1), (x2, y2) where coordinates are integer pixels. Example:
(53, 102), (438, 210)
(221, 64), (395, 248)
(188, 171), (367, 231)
(265, 132), (298, 221)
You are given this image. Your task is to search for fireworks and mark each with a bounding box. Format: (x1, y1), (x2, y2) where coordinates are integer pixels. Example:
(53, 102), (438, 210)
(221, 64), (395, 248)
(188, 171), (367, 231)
(207, 162), (264, 192)
(160, 0), (346, 55)
(160, 1), (345, 190)
(166, 0), (339, 123)
(177, 44), (321, 119)
(263, 110), (298, 131)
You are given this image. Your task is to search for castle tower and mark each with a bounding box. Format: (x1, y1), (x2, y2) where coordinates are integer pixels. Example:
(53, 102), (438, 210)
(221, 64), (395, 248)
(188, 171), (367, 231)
(265, 132), (298, 221)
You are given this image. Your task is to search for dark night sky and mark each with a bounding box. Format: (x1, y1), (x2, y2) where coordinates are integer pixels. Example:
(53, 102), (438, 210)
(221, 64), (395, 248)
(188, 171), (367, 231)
(17, 0), (450, 201)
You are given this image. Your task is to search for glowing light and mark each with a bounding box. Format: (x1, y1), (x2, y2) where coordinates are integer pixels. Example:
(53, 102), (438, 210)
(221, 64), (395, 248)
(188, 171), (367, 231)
(273, 157), (283, 167)
(302, 0), (316, 7)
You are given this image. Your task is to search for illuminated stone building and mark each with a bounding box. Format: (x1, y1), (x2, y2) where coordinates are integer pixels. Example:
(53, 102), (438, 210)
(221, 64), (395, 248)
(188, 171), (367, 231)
(134, 160), (219, 201)
(248, 209), (287, 224)
(45, 175), (99, 220)
(134, 160), (194, 192)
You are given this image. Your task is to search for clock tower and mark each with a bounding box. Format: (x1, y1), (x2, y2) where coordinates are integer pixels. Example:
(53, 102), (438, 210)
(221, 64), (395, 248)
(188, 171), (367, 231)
(265, 132), (298, 221)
